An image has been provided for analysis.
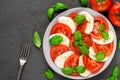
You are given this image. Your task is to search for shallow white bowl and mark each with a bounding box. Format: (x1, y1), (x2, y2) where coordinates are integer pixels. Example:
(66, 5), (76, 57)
(43, 7), (117, 79)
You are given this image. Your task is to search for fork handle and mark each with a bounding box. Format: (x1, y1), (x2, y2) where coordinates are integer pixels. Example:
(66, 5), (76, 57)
(17, 65), (24, 80)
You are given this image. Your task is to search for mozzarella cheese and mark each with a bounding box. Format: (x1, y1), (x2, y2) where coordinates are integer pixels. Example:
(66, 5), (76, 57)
(79, 11), (94, 34)
(49, 33), (70, 47)
(89, 47), (109, 62)
(58, 16), (76, 33)
(92, 30), (114, 45)
(79, 55), (91, 77)
(54, 51), (74, 68)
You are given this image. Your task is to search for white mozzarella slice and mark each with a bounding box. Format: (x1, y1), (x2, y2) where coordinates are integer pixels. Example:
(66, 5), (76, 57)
(89, 47), (109, 62)
(79, 55), (91, 77)
(49, 33), (70, 47)
(54, 51), (74, 68)
(58, 16), (76, 33)
(92, 30), (114, 45)
(79, 11), (94, 34)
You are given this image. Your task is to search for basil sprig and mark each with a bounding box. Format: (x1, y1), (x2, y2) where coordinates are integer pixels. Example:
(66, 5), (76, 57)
(99, 24), (109, 40)
(73, 31), (89, 55)
(95, 51), (105, 62)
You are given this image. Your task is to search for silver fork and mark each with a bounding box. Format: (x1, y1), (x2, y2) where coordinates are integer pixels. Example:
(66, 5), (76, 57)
(17, 42), (31, 80)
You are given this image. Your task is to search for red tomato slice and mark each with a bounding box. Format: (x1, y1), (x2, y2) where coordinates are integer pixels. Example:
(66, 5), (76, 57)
(92, 42), (114, 56)
(109, 2), (120, 27)
(77, 20), (88, 33)
(50, 23), (72, 38)
(70, 36), (81, 55)
(50, 45), (69, 61)
(83, 55), (104, 73)
(71, 72), (80, 76)
(68, 12), (78, 20)
(90, 0), (112, 12)
(64, 54), (80, 67)
(90, 17), (109, 40)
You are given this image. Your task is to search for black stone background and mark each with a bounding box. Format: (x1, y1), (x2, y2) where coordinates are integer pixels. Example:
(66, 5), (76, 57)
(0, 0), (120, 80)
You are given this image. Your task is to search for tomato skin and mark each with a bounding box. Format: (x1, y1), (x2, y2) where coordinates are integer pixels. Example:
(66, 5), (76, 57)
(90, 0), (112, 12)
(77, 20), (87, 33)
(83, 55), (104, 73)
(90, 17), (109, 40)
(50, 45), (69, 61)
(64, 54), (80, 67)
(69, 13), (78, 20)
(50, 23), (72, 38)
(109, 2), (120, 27)
(92, 42), (114, 56)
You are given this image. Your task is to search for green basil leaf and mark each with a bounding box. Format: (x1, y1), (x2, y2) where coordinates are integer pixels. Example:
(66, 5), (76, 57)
(47, 7), (54, 21)
(106, 76), (118, 80)
(118, 39), (120, 50)
(95, 51), (105, 62)
(101, 31), (109, 40)
(32, 31), (41, 48)
(76, 65), (86, 73)
(73, 31), (82, 41)
(49, 35), (63, 46)
(74, 14), (86, 24)
(112, 65), (119, 77)
(79, 0), (87, 7)
(99, 24), (105, 32)
(62, 66), (74, 75)
(44, 69), (54, 79)
(52, 2), (68, 12)
(79, 43), (89, 55)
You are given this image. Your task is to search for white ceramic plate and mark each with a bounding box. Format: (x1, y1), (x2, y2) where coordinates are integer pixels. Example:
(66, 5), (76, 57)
(43, 7), (117, 79)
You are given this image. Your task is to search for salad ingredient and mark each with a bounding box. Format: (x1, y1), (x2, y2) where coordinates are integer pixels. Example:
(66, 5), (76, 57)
(58, 16), (76, 33)
(95, 51), (105, 62)
(106, 65), (119, 80)
(109, 2), (120, 27)
(92, 31), (114, 45)
(99, 24), (109, 40)
(79, 11), (94, 34)
(74, 14), (86, 24)
(83, 55), (104, 73)
(118, 39), (120, 50)
(73, 30), (82, 41)
(112, 65), (119, 77)
(50, 45), (69, 61)
(52, 2), (68, 12)
(47, 7), (54, 20)
(76, 65), (86, 73)
(90, 17), (109, 40)
(32, 31), (41, 48)
(49, 35), (63, 45)
(69, 13), (78, 20)
(89, 47), (109, 62)
(64, 54), (80, 67)
(79, 0), (87, 7)
(44, 68), (54, 79)
(54, 51), (74, 68)
(89, 0), (112, 12)
(92, 42), (114, 56)
(62, 66), (74, 75)
(49, 33), (70, 47)
(50, 23), (72, 38)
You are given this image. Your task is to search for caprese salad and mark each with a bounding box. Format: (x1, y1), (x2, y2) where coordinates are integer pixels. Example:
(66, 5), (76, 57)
(48, 11), (114, 77)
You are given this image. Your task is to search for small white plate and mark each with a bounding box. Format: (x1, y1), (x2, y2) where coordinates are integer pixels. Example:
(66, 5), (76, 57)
(43, 7), (117, 79)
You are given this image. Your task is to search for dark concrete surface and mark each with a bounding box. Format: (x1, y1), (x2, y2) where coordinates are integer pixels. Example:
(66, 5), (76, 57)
(0, 0), (120, 80)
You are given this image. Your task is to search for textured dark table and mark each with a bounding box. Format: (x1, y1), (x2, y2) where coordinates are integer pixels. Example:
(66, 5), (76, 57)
(0, 0), (120, 80)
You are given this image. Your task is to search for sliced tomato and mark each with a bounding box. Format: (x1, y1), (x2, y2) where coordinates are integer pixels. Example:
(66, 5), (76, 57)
(50, 23), (72, 38)
(90, 17), (109, 40)
(92, 42), (114, 56)
(50, 45), (69, 61)
(83, 55), (104, 73)
(82, 33), (91, 48)
(77, 20), (88, 33)
(68, 12), (78, 20)
(64, 53), (80, 67)
(109, 2), (120, 27)
(71, 72), (80, 76)
(90, 0), (112, 12)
